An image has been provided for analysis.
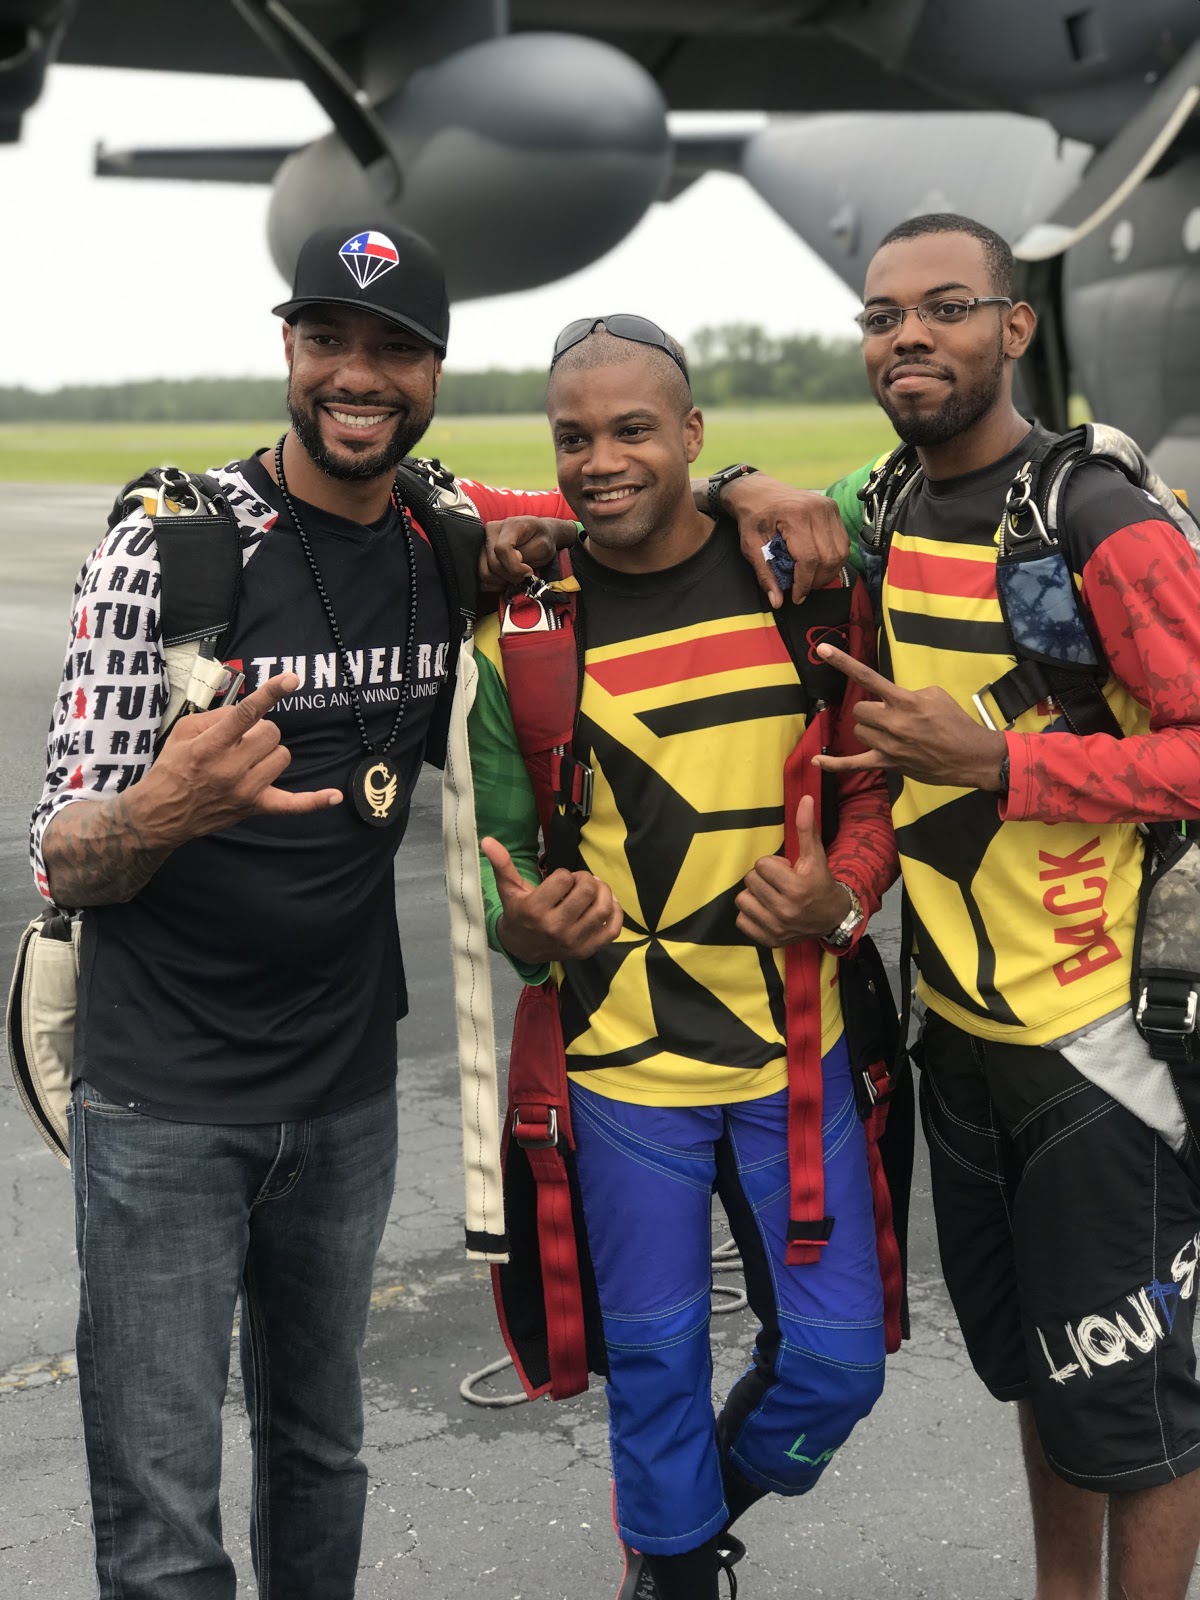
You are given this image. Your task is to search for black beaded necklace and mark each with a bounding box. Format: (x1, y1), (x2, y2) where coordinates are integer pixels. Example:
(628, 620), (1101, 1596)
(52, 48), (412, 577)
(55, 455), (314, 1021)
(273, 435), (419, 828)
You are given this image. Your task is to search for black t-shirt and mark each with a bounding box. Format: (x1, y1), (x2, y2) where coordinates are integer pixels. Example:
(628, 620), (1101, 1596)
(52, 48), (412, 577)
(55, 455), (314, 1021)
(902, 422), (1050, 542)
(74, 454), (452, 1122)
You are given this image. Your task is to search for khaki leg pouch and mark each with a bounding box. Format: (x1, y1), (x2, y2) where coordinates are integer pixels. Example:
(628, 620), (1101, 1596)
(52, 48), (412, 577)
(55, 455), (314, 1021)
(5, 909), (80, 1166)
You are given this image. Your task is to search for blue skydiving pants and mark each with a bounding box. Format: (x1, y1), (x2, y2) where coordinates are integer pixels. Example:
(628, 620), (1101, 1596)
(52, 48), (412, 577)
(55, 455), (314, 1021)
(569, 1035), (886, 1557)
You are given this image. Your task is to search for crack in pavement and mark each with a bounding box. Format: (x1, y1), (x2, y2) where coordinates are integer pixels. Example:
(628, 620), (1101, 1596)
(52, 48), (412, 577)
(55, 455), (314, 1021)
(0, 1350), (76, 1391)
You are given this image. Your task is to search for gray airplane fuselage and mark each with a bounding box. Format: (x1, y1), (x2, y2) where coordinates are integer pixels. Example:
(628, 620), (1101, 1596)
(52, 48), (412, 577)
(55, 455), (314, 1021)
(5, 0), (1200, 484)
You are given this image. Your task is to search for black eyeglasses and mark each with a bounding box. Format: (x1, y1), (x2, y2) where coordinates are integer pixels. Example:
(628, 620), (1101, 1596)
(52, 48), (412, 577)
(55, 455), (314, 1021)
(855, 295), (1013, 337)
(550, 314), (690, 380)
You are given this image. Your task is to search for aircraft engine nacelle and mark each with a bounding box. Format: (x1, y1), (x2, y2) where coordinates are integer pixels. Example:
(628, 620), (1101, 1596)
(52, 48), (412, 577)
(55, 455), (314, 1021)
(739, 114), (1091, 295)
(267, 33), (670, 300)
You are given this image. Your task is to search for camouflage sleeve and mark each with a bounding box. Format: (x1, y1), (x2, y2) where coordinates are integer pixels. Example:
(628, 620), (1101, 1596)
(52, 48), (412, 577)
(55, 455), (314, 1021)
(824, 460), (875, 572)
(468, 629), (550, 984)
(29, 513), (167, 901)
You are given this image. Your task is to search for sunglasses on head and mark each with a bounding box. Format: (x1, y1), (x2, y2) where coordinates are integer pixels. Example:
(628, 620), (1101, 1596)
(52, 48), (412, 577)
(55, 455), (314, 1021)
(550, 314), (690, 380)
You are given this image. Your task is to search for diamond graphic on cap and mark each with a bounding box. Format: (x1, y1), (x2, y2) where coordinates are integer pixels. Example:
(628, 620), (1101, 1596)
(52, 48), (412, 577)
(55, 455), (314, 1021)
(339, 231), (400, 289)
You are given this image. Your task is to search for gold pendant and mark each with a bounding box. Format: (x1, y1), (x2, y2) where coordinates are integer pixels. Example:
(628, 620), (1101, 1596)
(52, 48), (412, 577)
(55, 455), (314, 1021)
(350, 755), (402, 828)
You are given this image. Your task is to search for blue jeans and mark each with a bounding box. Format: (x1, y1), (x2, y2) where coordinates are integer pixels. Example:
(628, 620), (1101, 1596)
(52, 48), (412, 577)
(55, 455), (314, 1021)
(69, 1080), (398, 1600)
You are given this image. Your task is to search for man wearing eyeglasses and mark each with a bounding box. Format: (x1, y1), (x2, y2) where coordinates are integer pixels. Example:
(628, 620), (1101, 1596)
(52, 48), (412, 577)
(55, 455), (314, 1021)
(467, 318), (900, 1599)
(801, 213), (1200, 1600)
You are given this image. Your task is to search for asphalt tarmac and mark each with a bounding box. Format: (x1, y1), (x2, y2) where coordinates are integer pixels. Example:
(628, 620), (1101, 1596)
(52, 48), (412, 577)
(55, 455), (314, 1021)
(0, 481), (1057, 1599)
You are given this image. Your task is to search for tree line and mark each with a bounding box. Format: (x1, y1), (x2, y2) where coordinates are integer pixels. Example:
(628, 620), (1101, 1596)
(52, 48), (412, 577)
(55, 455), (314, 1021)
(0, 326), (865, 423)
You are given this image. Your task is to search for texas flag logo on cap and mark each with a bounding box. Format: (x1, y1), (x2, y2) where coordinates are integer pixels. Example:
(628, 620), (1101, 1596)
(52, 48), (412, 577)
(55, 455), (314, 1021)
(338, 230), (400, 289)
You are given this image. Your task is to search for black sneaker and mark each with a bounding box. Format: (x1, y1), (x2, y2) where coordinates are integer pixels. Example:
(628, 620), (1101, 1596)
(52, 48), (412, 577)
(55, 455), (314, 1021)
(615, 1541), (659, 1600)
(614, 1532), (746, 1599)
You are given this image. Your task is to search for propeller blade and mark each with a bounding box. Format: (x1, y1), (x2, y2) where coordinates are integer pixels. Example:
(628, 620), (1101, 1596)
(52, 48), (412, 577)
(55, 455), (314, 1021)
(229, 0), (402, 201)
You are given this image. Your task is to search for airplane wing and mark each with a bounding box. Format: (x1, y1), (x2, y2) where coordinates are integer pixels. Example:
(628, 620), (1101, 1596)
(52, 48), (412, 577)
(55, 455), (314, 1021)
(54, 0), (962, 113)
(93, 142), (297, 183)
(93, 126), (751, 196)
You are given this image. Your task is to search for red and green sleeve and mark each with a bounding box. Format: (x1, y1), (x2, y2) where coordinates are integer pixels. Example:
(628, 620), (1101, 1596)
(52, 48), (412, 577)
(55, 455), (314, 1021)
(467, 632), (551, 984)
(460, 480), (573, 522)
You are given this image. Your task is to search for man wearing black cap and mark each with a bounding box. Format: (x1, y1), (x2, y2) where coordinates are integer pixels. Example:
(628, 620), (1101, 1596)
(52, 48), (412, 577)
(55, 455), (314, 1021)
(27, 218), (581, 1600)
(28, 219), (844, 1600)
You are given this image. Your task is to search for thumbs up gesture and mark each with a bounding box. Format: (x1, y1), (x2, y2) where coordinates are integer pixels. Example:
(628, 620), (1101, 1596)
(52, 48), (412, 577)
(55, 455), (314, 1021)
(735, 795), (854, 947)
(481, 836), (623, 965)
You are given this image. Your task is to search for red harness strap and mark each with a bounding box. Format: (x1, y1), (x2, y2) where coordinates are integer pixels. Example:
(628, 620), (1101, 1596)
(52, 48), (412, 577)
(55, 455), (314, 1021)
(780, 700), (905, 1335)
(864, 1090), (904, 1353)
(495, 981), (590, 1400)
(781, 720), (834, 1266)
(496, 565), (578, 843)
(491, 567), (591, 1401)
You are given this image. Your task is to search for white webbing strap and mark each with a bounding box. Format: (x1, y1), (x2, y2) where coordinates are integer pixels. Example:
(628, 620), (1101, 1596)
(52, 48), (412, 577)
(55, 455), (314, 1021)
(162, 646), (229, 731)
(163, 642), (202, 732)
(443, 636), (509, 1263)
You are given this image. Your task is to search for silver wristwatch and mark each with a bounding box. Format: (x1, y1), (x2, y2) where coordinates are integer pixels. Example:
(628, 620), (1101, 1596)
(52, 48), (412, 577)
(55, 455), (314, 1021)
(824, 882), (865, 948)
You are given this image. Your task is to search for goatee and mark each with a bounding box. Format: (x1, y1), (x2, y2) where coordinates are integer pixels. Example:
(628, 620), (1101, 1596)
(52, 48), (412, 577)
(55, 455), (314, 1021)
(288, 393), (434, 482)
(878, 342), (1005, 449)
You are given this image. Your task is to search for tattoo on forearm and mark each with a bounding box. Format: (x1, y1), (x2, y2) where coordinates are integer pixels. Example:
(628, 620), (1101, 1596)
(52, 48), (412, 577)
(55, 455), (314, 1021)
(44, 796), (171, 907)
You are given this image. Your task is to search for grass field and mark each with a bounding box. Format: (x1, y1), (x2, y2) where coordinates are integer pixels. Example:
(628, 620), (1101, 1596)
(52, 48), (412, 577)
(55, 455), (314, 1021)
(0, 406), (897, 492)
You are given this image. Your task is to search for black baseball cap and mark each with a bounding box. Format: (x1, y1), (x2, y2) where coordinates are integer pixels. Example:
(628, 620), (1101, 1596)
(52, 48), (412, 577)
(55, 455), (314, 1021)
(272, 221), (450, 354)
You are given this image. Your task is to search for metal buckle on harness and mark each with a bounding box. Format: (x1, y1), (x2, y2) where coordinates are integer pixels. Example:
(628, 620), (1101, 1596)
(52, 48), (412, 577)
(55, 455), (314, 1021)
(407, 455), (481, 516)
(971, 685), (1008, 733)
(513, 1106), (558, 1149)
(555, 753), (593, 820)
(860, 461), (889, 541)
(501, 588), (554, 634)
(1003, 464), (1052, 548)
(571, 764), (594, 819)
(124, 467), (205, 520)
(861, 1065), (894, 1109)
(1136, 983), (1199, 1036)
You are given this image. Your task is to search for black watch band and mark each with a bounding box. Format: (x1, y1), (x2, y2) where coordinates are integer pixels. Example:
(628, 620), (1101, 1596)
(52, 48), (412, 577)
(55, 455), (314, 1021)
(707, 463), (759, 521)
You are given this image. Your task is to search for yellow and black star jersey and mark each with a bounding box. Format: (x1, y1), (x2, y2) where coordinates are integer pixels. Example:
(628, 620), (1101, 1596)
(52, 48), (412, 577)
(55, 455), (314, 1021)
(882, 430), (1152, 1045)
(472, 522), (850, 1106)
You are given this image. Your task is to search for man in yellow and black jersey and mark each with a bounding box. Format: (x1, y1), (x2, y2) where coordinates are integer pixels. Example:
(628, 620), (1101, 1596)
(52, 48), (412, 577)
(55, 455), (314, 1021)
(813, 216), (1200, 1600)
(470, 322), (899, 1600)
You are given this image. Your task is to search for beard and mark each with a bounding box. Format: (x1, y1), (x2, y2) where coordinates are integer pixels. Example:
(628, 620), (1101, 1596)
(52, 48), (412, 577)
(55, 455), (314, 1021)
(288, 383), (435, 482)
(876, 338), (1005, 449)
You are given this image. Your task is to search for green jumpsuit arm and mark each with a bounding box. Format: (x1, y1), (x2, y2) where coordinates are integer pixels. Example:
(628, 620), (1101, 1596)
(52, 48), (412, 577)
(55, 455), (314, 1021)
(467, 637), (551, 985)
(824, 460), (875, 568)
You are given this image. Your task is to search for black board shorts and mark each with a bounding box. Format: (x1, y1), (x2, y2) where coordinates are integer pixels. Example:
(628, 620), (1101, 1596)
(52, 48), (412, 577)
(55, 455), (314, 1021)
(919, 1010), (1200, 1492)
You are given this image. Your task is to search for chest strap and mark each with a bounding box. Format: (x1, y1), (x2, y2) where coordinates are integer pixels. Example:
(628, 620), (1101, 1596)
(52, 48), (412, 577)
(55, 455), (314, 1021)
(781, 726), (834, 1263)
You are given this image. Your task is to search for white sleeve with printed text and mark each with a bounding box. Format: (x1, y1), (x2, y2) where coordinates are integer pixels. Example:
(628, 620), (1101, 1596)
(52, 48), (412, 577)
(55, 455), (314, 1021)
(29, 512), (167, 901)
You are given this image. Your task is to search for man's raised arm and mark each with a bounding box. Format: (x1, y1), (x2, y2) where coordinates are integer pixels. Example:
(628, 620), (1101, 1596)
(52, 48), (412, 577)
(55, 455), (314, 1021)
(462, 469), (866, 604)
(40, 675), (342, 908)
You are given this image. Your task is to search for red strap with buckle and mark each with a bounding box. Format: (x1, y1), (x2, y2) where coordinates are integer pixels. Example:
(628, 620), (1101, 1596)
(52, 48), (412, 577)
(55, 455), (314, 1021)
(523, 1140), (589, 1398)
(781, 723), (832, 1267)
(864, 1103), (903, 1353)
(502, 982), (589, 1400)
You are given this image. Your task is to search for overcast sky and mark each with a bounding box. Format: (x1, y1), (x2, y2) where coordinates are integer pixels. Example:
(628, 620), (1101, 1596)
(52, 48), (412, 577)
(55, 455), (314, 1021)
(0, 65), (862, 390)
